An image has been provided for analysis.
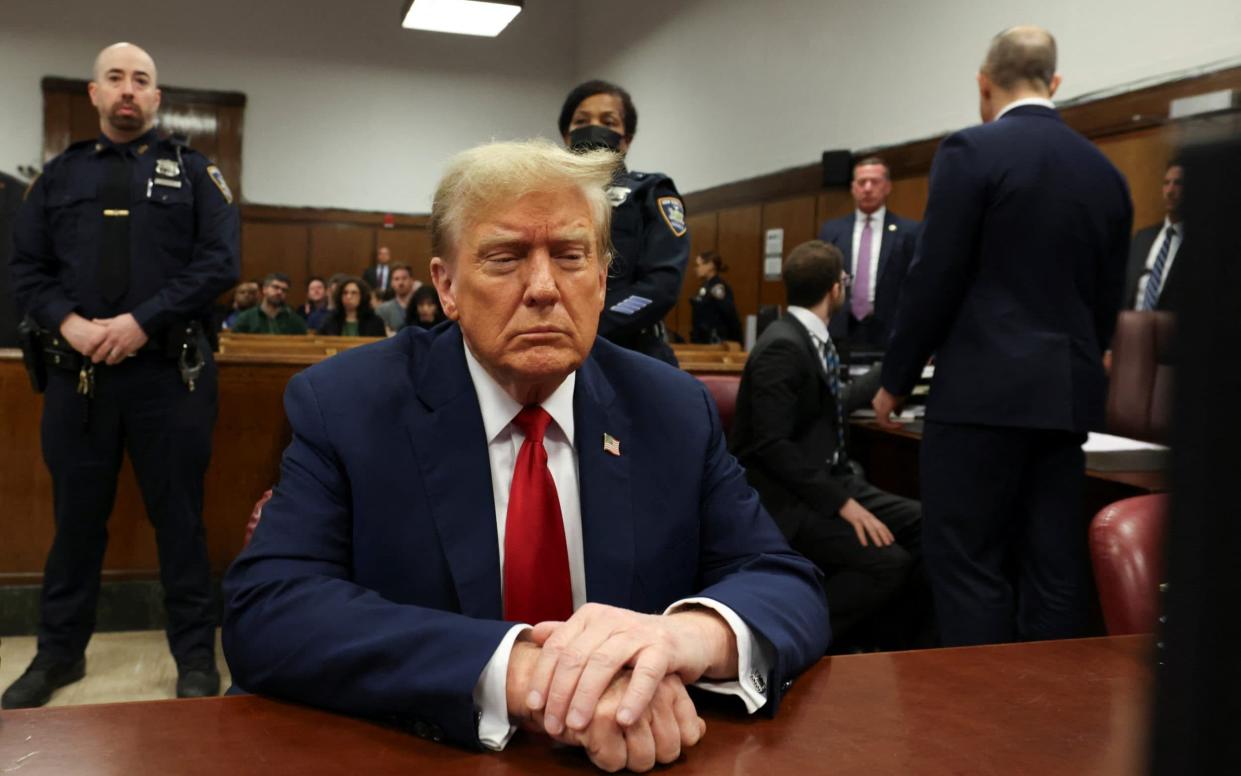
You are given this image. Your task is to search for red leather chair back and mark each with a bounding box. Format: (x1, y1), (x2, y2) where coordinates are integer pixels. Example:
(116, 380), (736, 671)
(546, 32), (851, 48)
(694, 374), (741, 435)
(1089, 494), (1169, 635)
(244, 489), (273, 547)
(1107, 311), (1175, 444)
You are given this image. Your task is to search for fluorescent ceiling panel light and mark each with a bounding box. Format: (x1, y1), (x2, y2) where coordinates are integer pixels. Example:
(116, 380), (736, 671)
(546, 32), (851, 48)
(401, 0), (522, 37)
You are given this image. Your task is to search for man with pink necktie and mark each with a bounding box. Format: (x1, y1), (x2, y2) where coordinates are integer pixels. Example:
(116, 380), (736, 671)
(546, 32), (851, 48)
(816, 156), (920, 354)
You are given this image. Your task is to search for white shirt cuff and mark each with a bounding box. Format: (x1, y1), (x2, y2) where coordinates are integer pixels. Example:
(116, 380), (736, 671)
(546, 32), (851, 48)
(663, 597), (772, 713)
(472, 624), (531, 751)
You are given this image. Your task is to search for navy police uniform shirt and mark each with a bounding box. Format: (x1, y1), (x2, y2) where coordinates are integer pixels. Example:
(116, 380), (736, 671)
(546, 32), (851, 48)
(599, 169), (689, 349)
(11, 128), (240, 338)
(690, 275), (742, 344)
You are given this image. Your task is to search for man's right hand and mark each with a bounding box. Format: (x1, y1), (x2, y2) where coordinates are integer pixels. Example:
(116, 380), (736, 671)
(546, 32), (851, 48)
(838, 498), (894, 547)
(59, 313), (108, 360)
(507, 640), (705, 772)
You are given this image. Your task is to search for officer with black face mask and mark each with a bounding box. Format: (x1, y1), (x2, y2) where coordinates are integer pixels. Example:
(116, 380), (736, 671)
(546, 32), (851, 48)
(559, 80), (689, 366)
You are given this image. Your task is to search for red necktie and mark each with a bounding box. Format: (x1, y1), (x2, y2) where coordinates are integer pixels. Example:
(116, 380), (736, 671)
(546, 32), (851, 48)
(503, 406), (573, 624)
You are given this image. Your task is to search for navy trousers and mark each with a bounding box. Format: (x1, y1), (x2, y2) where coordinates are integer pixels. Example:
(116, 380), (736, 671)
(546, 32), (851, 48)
(920, 420), (1090, 646)
(37, 353), (218, 664)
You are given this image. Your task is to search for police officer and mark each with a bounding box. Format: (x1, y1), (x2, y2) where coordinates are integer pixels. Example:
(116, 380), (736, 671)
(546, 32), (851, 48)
(689, 250), (742, 344)
(4, 42), (239, 708)
(559, 80), (689, 365)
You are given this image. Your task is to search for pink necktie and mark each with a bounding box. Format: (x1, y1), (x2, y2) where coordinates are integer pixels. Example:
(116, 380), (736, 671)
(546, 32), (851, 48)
(503, 407), (573, 624)
(852, 216), (874, 320)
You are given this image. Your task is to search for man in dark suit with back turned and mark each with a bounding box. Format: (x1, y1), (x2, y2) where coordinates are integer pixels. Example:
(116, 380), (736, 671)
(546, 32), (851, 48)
(874, 26), (1132, 647)
(816, 156), (919, 351)
(223, 139), (827, 773)
(1124, 160), (1185, 311)
(731, 240), (925, 649)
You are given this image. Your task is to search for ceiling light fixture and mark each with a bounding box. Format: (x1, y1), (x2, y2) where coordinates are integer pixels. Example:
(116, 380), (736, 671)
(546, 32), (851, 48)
(400, 0), (523, 37)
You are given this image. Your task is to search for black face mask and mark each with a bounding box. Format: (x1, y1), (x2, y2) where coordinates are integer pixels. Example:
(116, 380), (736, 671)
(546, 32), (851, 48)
(568, 125), (623, 153)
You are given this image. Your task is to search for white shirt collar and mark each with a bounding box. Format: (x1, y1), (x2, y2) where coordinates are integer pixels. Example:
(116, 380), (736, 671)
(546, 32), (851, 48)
(995, 97), (1056, 121)
(1164, 216), (1183, 235)
(855, 205), (886, 225)
(462, 338), (576, 448)
(785, 306), (829, 345)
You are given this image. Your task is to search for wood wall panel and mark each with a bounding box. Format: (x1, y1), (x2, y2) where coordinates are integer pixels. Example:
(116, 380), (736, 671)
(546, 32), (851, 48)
(308, 224), (377, 283)
(716, 205), (762, 328)
(759, 195), (818, 307)
(375, 228), (433, 283)
(816, 189), (854, 227)
(1096, 127), (1176, 231)
(887, 176), (930, 221)
(241, 222), (311, 290)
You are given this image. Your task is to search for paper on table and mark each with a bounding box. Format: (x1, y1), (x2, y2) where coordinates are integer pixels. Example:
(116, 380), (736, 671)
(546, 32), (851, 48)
(1082, 432), (1169, 452)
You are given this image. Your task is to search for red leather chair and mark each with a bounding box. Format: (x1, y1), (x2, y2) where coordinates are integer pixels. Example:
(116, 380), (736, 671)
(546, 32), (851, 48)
(694, 374), (741, 435)
(1089, 494), (1169, 635)
(1106, 310), (1174, 444)
(244, 489), (273, 547)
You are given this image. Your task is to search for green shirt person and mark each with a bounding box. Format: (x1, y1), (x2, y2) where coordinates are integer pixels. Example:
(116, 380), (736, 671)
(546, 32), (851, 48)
(231, 272), (308, 335)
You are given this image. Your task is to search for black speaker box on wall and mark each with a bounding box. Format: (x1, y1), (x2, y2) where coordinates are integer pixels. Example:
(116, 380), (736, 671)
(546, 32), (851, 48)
(822, 150), (853, 187)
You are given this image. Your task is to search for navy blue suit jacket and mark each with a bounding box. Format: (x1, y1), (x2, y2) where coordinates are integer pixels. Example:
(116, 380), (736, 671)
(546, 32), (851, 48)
(222, 323), (828, 748)
(817, 209), (919, 346)
(881, 105), (1132, 432)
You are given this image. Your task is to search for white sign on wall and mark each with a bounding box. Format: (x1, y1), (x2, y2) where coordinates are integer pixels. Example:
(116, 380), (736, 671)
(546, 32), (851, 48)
(763, 227), (784, 280)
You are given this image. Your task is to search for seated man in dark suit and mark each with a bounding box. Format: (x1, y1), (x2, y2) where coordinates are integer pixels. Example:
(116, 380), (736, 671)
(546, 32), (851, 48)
(1124, 160), (1185, 311)
(222, 139), (828, 773)
(816, 157), (919, 352)
(730, 240), (926, 649)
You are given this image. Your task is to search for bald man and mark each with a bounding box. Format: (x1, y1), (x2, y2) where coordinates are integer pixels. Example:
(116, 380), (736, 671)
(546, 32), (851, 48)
(874, 27), (1132, 646)
(6, 42), (239, 707)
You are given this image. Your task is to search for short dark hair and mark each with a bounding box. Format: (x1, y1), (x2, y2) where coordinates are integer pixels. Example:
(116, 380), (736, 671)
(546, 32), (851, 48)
(853, 156), (891, 181)
(390, 262), (413, 279)
(698, 250), (727, 273)
(783, 240), (844, 308)
(982, 26), (1057, 91)
(558, 79), (638, 140)
(307, 275), (325, 287)
(262, 272), (291, 288)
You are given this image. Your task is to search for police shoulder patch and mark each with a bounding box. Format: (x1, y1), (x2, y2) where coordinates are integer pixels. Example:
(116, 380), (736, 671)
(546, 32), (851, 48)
(657, 196), (687, 237)
(710, 282), (727, 301)
(206, 165), (234, 204)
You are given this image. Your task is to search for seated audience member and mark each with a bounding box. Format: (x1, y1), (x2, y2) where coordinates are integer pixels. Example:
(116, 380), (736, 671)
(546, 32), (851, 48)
(1125, 160), (1185, 311)
(220, 281), (259, 330)
(222, 139), (828, 772)
(231, 273), (308, 335)
(320, 277), (386, 337)
(298, 276), (330, 331)
(404, 283), (447, 330)
(376, 262), (416, 334)
(816, 157), (919, 351)
(730, 240), (928, 650)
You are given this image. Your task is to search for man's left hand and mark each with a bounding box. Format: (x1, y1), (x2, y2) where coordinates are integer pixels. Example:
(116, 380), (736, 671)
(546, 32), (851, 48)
(872, 387), (906, 431)
(524, 603), (737, 739)
(90, 314), (149, 365)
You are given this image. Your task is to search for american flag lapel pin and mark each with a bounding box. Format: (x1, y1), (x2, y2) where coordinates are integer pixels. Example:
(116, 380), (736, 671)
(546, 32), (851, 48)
(602, 433), (621, 457)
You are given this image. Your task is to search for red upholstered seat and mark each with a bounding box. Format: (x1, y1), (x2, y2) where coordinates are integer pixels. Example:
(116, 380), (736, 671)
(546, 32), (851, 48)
(1089, 494), (1169, 635)
(694, 374), (741, 435)
(1107, 311), (1174, 444)
(244, 489), (273, 547)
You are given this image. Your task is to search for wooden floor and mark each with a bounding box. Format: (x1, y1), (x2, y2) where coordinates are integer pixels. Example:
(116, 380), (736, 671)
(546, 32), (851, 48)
(0, 630), (232, 707)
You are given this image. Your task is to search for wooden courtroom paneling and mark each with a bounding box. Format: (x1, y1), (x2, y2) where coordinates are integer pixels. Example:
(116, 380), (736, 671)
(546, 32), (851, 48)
(816, 189), (854, 228)
(672, 211), (719, 340)
(1, 355), (299, 583)
(309, 224), (378, 284)
(716, 205), (763, 330)
(887, 175), (929, 221)
(241, 222), (311, 290)
(759, 195), (818, 307)
(375, 228), (433, 284)
(1096, 127), (1177, 231)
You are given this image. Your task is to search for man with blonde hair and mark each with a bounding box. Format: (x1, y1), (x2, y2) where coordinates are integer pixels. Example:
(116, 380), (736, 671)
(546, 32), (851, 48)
(224, 139), (827, 771)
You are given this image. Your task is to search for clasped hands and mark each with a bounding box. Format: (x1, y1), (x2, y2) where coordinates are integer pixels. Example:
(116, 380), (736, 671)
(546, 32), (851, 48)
(506, 603), (738, 772)
(60, 312), (149, 366)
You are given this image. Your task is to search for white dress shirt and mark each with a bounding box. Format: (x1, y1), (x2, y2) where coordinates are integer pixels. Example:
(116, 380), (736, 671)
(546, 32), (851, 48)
(850, 206), (885, 307)
(1134, 217), (1184, 308)
(995, 96), (1056, 120)
(786, 305), (830, 347)
(460, 340), (770, 749)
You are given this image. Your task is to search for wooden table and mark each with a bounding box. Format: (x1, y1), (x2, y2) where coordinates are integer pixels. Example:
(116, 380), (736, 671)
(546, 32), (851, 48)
(849, 419), (1167, 515)
(0, 636), (1150, 775)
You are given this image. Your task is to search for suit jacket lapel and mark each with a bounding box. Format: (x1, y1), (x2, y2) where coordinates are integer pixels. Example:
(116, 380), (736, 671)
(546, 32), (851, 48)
(406, 325), (503, 619)
(573, 354), (635, 607)
(780, 316), (830, 392)
(875, 213), (900, 290)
